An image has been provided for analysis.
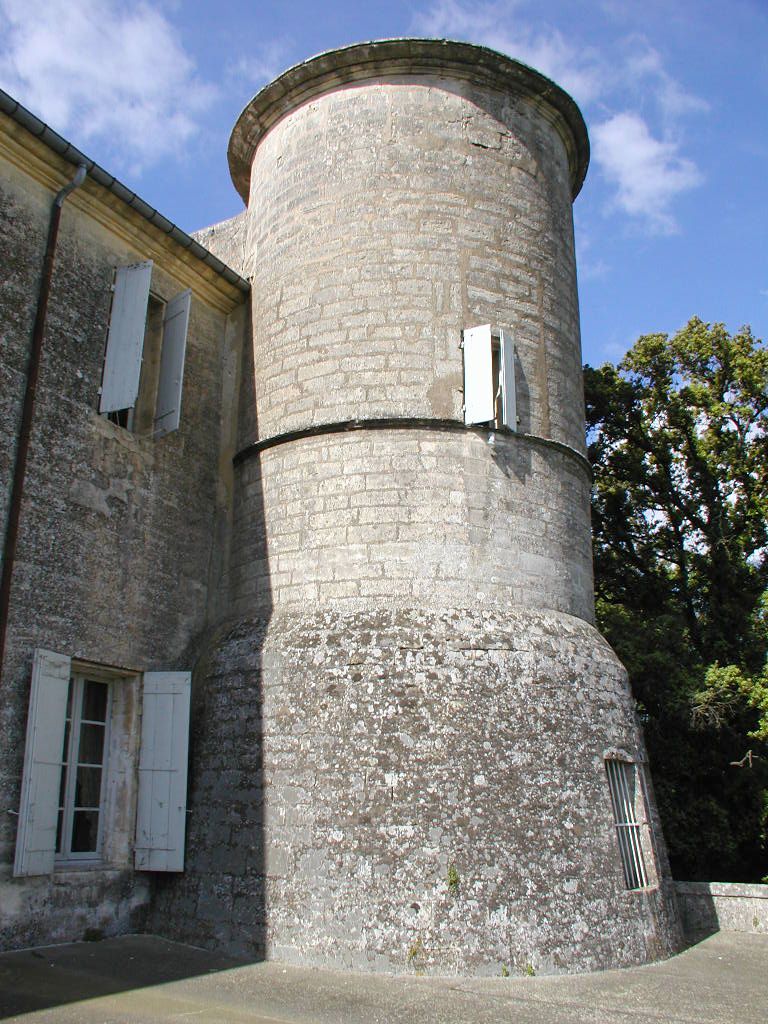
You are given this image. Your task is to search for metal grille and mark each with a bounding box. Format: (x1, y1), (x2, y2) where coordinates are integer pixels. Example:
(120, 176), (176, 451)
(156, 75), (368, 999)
(605, 758), (649, 890)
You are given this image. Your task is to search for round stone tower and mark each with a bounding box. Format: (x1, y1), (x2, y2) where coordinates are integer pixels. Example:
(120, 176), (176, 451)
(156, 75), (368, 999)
(155, 39), (682, 974)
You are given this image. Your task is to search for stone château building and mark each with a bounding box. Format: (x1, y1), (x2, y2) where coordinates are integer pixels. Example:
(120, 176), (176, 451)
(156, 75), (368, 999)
(0, 39), (682, 974)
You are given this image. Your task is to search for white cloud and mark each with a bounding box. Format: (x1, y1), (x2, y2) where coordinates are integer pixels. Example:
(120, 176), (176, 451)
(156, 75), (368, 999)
(622, 40), (709, 124)
(575, 224), (610, 281)
(592, 112), (702, 234)
(228, 39), (292, 94)
(411, 1), (708, 235)
(0, 0), (216, 174)
(411, 0), (604, 105)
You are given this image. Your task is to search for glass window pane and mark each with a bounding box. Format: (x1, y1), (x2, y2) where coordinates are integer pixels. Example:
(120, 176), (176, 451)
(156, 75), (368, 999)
(71, 810), (99, 853)
(60, 720), (71, 764)
(65, 678), (74, 718)
(55, 810), (64, 854)
(82, 680), (108, 722)
(58, 764), (68, 807)
(74, 766), (102, 809)
(78, 723), (105, 766)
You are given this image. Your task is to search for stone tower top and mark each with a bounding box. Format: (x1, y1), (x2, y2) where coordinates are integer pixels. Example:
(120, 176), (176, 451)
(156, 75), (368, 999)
(228, 38), (590, 203)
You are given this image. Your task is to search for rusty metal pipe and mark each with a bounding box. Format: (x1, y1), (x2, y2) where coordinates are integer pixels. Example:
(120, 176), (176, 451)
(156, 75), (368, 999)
(0, 164), (86, 680)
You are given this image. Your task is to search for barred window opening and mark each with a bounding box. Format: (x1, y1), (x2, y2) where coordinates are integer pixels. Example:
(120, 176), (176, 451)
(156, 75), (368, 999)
(605, 758), (649, 890)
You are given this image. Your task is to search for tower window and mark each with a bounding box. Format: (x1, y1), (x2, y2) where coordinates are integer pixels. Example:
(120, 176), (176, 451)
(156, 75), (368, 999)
(462, 323), (517, 429)
(605, 758), (649, 890)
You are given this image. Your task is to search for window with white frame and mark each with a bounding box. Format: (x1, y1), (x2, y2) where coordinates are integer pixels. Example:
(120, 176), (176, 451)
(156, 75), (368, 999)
(14, 649), (191, 877)
(605, 757), (650, 890)
(99, 261), (191, 438)
(56, 672), (112, 861)
(462, 324), (517, 430)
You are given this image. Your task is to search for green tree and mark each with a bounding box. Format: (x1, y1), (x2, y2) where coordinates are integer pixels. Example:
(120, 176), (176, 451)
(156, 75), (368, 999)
(585, 318), (768, 881)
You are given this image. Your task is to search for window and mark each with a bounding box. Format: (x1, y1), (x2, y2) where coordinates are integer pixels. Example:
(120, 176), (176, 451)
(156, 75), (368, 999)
(14, 649), (191, 877)
(99, 261), (191, 438)
(56, 673), (112, 861)
(605, 757), (650, 890)
(462, 323), (517, 429)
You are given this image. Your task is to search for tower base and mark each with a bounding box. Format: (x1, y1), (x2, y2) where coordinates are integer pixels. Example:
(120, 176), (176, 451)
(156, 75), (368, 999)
(150, 606), (682, 975)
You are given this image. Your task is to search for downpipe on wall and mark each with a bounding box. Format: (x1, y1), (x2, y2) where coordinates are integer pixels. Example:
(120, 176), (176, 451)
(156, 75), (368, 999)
(0, 163), (87, 681)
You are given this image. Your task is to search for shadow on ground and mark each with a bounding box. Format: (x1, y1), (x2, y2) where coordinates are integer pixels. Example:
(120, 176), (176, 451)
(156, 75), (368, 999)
(1, 930), (767, 1024)
(0, 935), (246, 1019)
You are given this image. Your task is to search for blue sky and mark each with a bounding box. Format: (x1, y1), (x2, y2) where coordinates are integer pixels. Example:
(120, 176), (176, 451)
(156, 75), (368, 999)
(1, 0), (765, 366)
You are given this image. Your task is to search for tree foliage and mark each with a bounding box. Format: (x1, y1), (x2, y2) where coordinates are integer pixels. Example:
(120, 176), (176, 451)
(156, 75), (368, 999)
(585, 318), (768, 881)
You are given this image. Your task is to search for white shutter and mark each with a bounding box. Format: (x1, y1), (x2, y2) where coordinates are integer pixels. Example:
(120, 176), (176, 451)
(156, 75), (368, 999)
(462, 324), (494, 424)
(99, 261), (152, 413)
(135, 671), (191, 871)
(499, 328), (517, 431)
(13, 649), (71, 876)
(154, 289), (191, 438)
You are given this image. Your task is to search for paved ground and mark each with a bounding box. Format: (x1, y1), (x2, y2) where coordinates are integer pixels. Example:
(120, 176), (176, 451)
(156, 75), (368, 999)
(0, 931), (766, 1023)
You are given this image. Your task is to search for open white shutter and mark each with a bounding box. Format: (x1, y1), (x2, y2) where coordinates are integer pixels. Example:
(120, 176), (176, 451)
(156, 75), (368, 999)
(499, 328), (517, 431)
(13, 649), (71, 876)
(463, 324), (494, 424)
(99, 261), (152, 413)
(135, 671), (191, 871)
(154, 289), (191, 438)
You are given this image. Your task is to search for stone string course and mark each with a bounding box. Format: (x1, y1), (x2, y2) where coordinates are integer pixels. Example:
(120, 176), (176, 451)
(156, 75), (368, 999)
(228, 429), (594, 621)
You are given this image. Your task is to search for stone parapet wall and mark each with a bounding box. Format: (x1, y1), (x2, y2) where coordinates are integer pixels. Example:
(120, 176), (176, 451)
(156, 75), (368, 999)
(675, 881), (768, 938)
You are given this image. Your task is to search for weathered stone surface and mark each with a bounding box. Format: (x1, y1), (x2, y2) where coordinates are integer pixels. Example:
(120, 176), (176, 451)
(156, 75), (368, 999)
(2, 38), (682, 972)
(228, 429), (594, 622)
(0, 124), (241, 948)
(238, 71), (585, 450)
(151, 607), (679, 974)
(148, 39), (681, 973)
(675, 881), (768, 939)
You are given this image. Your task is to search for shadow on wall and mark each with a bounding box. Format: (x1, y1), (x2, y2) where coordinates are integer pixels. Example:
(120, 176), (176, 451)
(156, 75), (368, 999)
(677, 890), (719, 945)
(146, 319), (274, 960)
(488, 351), (532, 484)
(675, 881), (768, 945)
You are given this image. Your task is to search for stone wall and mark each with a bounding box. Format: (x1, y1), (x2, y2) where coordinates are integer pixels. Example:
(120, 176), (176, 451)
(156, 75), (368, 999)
(149, 41), (683, 973)
(228, 429), (594, 621)
(0, 135), (243, 948)
(675, 882), (768, 940)
(151, 605), (680, 974)
(192, 211), (248, 280)
(238, 74), (585, 452)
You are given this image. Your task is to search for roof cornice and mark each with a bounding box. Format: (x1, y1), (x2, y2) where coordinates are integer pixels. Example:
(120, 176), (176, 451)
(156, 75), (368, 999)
(0, 89), (250, 312)
(229, 38), (590, 204)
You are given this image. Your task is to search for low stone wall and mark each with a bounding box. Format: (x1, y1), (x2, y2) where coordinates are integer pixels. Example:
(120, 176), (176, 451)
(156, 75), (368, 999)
(675, 881), (768, 939)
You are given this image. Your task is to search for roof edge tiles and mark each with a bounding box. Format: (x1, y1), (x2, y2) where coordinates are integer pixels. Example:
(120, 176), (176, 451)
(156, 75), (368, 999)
(0, 87), (250, 295)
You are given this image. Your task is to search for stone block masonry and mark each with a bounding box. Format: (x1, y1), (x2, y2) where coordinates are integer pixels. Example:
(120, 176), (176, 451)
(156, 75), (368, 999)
(0, 35), (682, 972)
(150, 39), (683, 972)
(675, 882), (768, 939)
(228, 429), (595, 621)
(0, 109), (243, 948)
